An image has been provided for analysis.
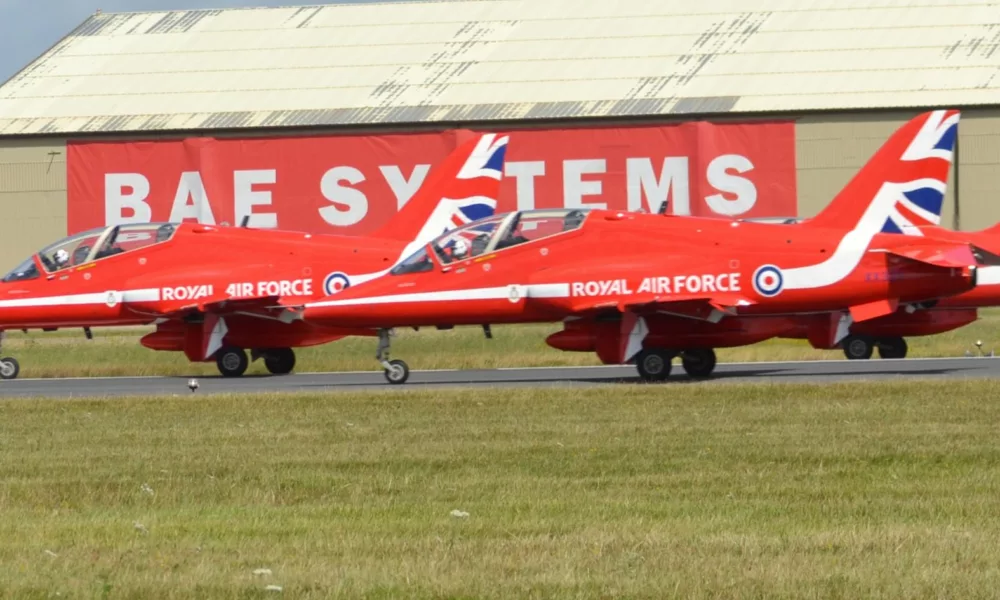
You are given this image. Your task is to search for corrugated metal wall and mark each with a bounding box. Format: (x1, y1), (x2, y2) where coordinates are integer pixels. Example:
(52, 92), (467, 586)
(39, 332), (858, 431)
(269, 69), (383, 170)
(0, 138), (68, 269)
(0, 110), (996, 271)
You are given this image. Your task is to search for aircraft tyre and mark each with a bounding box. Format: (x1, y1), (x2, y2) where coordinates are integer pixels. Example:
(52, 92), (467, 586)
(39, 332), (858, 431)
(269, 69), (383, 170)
(264, 348), (296, 375)
(0, 357), (19, 380)
(216, 346), (248, 377)
(842, 335), (874, 360)
(681, 348), (717, 379)
(635, 348), (672, 382)
(877, 336), (908, 359)
(384, 359), (410, 385)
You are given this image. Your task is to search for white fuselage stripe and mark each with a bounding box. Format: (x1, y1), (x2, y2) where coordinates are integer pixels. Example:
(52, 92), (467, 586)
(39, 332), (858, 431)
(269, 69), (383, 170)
(307, 284), (571, 309)
(0, 288), (161, 309)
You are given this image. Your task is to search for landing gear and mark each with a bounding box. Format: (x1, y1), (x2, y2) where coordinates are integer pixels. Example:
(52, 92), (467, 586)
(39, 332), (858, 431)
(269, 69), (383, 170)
(0, 357), (19, 380)
(377, 329), (409, 385)
(877, 336), (908, 359)
(215, 346), (248, 377)
(681, 348), (717, 379)
(0, 332), (16, 380)
(263, 348), (296, 375)
(635, 348), (673, 382)
(841, 335), (874, 360)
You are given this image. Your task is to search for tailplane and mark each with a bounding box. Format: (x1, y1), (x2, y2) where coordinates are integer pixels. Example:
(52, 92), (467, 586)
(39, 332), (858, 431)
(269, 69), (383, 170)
(377, 131), (508, 260)
(805, 110), (957, 237)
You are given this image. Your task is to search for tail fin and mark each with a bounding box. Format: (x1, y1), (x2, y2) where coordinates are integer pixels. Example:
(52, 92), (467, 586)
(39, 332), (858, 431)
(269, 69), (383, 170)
(806, 110), (958, 236)
(377, 131), (508, 258)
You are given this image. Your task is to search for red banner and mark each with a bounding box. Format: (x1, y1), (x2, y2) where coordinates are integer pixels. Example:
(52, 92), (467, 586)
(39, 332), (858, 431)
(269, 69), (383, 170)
(67, 120), (797, 235)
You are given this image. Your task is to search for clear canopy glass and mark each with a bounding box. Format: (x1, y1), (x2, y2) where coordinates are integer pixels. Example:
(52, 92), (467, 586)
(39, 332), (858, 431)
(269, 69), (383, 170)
(2, 222), (180, 282)
(391, 209), (589, 275)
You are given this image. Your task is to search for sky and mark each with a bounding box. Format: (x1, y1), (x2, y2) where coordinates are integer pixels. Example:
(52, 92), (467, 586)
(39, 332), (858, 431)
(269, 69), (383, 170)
(0, 0), (385, 83)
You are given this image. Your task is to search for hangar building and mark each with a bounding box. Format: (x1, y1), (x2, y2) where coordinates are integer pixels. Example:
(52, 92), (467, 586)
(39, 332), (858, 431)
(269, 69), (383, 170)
(0, 0), (998, 268)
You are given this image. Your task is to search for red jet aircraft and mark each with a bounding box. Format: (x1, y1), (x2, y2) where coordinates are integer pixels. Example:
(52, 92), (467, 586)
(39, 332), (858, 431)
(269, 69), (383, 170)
(725, 110), (1000, 361)
(802, 220), (1000, 360)
(293, 110), (989, 384)
(0, 131), (508, 380)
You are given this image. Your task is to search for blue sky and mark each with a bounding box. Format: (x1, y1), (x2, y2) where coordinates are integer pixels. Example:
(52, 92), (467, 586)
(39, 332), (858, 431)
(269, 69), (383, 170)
(0, 0), (386, 83)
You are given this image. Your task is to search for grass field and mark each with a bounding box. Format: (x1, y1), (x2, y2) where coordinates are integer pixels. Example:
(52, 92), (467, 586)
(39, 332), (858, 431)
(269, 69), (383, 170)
(3, 309), (1000, 378)
(2, 380), (1000, 598)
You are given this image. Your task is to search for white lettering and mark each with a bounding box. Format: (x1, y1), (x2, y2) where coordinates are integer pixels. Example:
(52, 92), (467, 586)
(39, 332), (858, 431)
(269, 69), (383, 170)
(626, 157), (690, 215)
(563, 159), (607, 209)
(505, 161), (546, 211)
(572, 282), (584, 296)
(380, 164), (431, 209)
(674, 275), (686, 293)
(161, 285), (213, 301)
(105, 173), (151, 225)
(169, 172), (216, 224)
(234, 169), (278, 228)
(320, 166), (368, 227)
(730, 273), (741, 291)
(685, 275), (701, 293)
(705, 154), (757, 216)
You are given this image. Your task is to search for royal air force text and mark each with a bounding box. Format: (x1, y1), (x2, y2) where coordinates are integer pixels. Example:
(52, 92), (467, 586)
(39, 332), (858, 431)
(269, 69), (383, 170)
(571, 273), (741, 297)
(160, 279), (312, 301)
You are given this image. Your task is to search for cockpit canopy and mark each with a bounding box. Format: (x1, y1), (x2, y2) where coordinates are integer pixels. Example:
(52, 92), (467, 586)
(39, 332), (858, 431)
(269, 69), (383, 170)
(390, 208), (590, 275)
(2, 222), (180, 283)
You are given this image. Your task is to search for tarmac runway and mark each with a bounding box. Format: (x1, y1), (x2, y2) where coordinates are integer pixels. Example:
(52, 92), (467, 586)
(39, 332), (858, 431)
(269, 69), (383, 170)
(1, 356), (999, 398)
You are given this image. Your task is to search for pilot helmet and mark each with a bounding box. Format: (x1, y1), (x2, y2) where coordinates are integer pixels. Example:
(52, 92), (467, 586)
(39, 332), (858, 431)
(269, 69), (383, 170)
(54, 249), (70, 265)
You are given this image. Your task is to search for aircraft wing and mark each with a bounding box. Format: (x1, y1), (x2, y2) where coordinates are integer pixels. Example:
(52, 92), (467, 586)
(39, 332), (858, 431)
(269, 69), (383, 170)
(564, 291), (757, 322)
(131, 294), (290, 321)
(872, 240), (977, 269)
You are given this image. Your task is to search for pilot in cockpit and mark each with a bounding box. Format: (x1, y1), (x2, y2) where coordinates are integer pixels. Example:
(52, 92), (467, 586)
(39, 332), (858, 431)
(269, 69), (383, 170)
(53, 249), (70, 269)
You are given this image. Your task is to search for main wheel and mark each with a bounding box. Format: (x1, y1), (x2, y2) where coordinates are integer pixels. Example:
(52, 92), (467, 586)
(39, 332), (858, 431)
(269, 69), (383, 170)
(264, 348), (296, 375)
(681, 348), (717, 379)
(215, 346), (248, 377)
(0, 357), (19, 380)
(383, 359), (410, 385)
(635, 348), (673, 382)
(841, 335), (874, 360)
(877, 336), (908, 360)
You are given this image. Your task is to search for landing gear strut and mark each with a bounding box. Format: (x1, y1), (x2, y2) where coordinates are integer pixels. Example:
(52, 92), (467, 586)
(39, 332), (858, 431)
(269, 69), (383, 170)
(377, 328), (409, 385)
(0, 332), (17, 380)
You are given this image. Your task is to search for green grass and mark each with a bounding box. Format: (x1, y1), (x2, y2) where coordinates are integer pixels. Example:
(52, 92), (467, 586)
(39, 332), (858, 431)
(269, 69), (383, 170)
(4, 308), (1000, 378)
(2, 381), (1000, 597)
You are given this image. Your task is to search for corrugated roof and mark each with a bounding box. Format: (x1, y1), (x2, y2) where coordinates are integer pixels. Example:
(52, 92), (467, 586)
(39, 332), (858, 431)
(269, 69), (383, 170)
(1, 0), (999, 136)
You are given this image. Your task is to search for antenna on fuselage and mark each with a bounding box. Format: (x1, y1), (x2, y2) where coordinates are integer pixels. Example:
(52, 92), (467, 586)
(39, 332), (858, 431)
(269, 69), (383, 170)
(657, 199), (669, 215)
(239, 215), (250, 228)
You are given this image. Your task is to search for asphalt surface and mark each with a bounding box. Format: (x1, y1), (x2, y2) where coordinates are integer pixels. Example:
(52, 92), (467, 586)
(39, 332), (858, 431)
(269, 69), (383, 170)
(0, 357), (999, 398)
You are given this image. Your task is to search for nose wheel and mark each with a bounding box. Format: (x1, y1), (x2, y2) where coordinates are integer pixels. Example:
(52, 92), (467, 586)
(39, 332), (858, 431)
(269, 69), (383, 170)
(377, 329), (410, 384)
(0, 356), (19, 380)
(0, 333), (17, 380)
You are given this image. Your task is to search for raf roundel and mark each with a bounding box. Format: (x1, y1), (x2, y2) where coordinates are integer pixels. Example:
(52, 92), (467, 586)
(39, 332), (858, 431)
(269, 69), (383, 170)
(752, 264), (784, 297)
(323, 272), (351, 295)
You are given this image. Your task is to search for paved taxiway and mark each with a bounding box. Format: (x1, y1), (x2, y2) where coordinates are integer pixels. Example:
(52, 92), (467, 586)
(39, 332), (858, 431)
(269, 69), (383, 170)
(0, 357), (998, 398)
